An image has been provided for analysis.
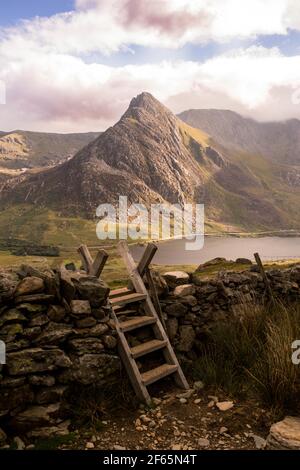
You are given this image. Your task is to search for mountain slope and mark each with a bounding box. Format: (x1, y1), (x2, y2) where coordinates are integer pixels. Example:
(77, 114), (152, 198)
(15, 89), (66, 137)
(0, 93), (216, 216)
(1, 93), (300, 235)
(178, 109), (300, 165)
(0, 130), (100, 170)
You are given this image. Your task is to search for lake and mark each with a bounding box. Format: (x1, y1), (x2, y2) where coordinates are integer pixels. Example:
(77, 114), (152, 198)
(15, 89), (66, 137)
(130, 236), (300, 266)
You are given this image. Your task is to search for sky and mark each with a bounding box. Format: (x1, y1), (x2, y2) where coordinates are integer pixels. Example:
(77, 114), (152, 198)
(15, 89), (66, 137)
(1, 0), (300, 133)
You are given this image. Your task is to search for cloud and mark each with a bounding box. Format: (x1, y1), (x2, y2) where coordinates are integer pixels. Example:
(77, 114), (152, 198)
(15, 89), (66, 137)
(0, 0), (298, 58)
(1, 1), (300, 131)
(1, 45), (300, 132)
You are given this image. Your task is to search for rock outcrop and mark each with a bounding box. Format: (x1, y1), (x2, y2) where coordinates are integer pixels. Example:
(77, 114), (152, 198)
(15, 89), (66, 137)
(266, 416), (300, 450)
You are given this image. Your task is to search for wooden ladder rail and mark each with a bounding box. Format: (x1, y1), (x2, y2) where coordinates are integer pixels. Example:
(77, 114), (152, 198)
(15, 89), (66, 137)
(77, 244), (109, 278)
(117, 241), (189, 401)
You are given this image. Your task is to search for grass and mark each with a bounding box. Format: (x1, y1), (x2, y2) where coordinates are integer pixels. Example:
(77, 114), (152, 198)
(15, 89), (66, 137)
(192, 299), (300, 415)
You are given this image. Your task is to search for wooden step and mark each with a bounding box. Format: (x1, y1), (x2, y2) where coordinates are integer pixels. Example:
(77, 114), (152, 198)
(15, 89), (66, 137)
(131, 339), (168, 359)
(141, 364), (178, 386)
(114, 308), (138, 316)
(119, 316), (156, 333)
(110, 292), (147, 307)
(109, 287), (133, 299)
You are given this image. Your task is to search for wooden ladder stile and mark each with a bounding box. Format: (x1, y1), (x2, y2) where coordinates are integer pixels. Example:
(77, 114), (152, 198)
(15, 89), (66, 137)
(109, 240), (189, 405)
(77, 242), (189, 405)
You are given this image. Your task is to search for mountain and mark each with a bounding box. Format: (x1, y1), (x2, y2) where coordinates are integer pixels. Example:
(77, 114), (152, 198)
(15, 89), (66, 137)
(1, 93), (300, 237)
(0, 93), (217, 215)
(178, 109), (300, 165)
(0, 130), (100, 170)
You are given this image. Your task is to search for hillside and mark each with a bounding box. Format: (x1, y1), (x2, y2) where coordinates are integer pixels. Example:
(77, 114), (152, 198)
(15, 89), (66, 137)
(0, 130), (100, 170)
(1, 92), (300, 240)
(178, 109), (300, 165)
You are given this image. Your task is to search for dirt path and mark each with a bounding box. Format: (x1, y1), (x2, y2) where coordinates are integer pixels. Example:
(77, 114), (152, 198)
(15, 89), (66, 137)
(50, 384), (272, 451)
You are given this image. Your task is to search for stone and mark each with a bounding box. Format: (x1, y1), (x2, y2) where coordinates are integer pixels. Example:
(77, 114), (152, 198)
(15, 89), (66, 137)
(0, 271), (19, 303)
(216, 401), (234, 411)
(252, 434), (266, 450)
(48, 305), (66, 322)
(13, 436), (25, 450)
(22, 326), (42, 340)
(76, 317), (97, 328)
(59, 268), (76, 303)
(113, 444), (126, 450)
(92, 308), (107, 320)
(15, 294), (55, 304)
(163, 271), (189, 288)
(193, 381), (204, 391)
(70, 300), (91, 316)
(27, 420), (70, 439)
(6, 339), (30, 351)
(19, 266), (60, 297)
(29, 314), (49, 327)
(180, 295), (198, 306)
(177, 325), (195, 352)
(10, 403), (62, 432)
(0, 323), (23, 341)
(7, 348), (71, 376)
(171, 444), (182, 450)
(86, 442), (95, 449)
(58, 353), (120, 385)
(173, 284), (195, 297)
(177, 389), (194, 399)
(0, 428), (7, 445)
(166, 317), (178, 341)
(165, 302), (188, 317)
(102, 335), (117, 349)
(90, 324), (109, 336)
(266, 416), (300, 450)
(35, 386), (67, 405)
(220, 427), (228, 434)
(0, 308), (27, 326)
(33, 322), (72, 346)
(72, 275), (109, 307)
(15, 277), (44, 297)
(29, 374), (56, 387)
(18, 303), (47, 314)
(0, 376), (26, 388)
(198, 437), (210, 447)
(68, 338), (104, 354)
(149, 271), (169, 297)
(179, 398), (187, 404)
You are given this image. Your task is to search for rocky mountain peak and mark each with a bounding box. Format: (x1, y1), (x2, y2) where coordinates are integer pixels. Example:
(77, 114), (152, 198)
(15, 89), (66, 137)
(124, 92), (174, 124)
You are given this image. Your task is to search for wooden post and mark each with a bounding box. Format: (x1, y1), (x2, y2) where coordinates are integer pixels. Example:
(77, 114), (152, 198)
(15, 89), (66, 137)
(145, 268), (167, 331)
(92, 250), (109, 277)
(254, 252), (273, 299)
(77, 244), (93, 273)
(137, 242), (157, 276)
(77, 244), (108, 278)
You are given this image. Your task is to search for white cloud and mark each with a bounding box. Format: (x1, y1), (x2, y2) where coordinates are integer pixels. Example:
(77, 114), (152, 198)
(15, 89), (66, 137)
(0, 0), (298, 58)
(1, 1), (300, 131)
(1, 45), (300, 132)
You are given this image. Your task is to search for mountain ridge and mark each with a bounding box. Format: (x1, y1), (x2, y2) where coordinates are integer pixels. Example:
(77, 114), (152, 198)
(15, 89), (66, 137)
(178, 108), (300, 165)
(1, 92), (300, 234)
(0, 129), (100, 171)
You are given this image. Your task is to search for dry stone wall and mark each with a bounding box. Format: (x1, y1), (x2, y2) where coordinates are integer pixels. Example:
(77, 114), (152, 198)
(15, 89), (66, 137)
(160, 265), (300, 359)
(1, 262), (300, 444)
(0, 265), (120, 441)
